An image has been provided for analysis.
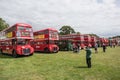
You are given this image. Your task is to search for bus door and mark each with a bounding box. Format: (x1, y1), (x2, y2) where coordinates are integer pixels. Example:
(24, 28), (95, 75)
(3, 41), (11, 54)
(7, 40), (14, 54)
(1, 41), (6, 53)
(2, 41), (9, 53)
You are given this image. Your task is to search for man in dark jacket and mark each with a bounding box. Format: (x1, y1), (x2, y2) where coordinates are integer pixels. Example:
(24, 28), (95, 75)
(103, 43), (106, 52)
(85, 46), (92, 68)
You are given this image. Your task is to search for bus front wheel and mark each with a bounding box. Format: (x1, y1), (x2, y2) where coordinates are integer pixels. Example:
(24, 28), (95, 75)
(12, 51), (18, 58)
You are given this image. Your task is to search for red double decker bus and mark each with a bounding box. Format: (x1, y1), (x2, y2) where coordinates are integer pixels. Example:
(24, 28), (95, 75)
(83, 34), (91, 47)
(0, 23), (34, 57)
(31, 28), (59, 53)
(90, 36), (97, 47)
(59, 34), (85, 50)
(99, 38), (109, 46)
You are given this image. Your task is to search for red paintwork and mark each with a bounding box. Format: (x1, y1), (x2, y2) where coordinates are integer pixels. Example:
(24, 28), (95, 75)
(32, 28), (59, 53)
(0, 23), (34, 56)
(59, 34), (85, 48)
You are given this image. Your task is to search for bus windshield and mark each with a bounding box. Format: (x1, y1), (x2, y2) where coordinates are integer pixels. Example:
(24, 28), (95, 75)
(17, 39), (29, 45)
(49, 31), (58, 39)
(49, 40), (55, 44)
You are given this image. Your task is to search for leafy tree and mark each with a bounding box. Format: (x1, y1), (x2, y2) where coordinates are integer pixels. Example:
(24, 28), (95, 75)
(76, 32), (81, 34)
(112, 36), (120, 38)
(59, 25), (75, 35)
(88, 33), (100, 38)
(0, 18), (9, 31)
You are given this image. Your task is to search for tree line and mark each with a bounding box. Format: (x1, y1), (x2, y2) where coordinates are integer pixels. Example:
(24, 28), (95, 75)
(0, 18), (9, 31)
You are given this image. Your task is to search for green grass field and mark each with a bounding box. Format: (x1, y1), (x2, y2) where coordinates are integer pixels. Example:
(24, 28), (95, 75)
(0, 47), (120, 80)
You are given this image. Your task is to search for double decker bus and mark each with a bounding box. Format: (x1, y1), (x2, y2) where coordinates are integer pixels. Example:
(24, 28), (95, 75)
(99, 38), (109, 46)
(59, 34), (85, 51)
(31, 28), (59, 53)
(90, 36), (97, 47)
(0, 23), (34, 57)
(83, 34), (91, 47)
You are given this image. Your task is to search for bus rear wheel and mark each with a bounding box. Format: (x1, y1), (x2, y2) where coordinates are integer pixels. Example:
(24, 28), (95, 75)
(12, 51), (18, 58)
(44, 48), (49, 53)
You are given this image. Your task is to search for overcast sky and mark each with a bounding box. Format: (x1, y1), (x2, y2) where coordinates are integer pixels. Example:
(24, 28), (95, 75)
(0, 0), (120, 37)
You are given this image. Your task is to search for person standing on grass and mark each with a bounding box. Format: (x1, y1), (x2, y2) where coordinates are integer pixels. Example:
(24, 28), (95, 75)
(85, 46), (92, 68)
(113, 43), (115, 48)
(73, 43), (77, 53)
(94, 43), (98, 53)
(76, 43), (80, 53)
(103, 43), (106, 52)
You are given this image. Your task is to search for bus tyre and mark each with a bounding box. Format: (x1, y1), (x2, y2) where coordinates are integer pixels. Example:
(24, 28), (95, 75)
(53, 50), (58, 53)
(29, 53), (33, 56)
(44, 48), (49, 53)
(55, 50), (58, 53)
(12, 51), (18, 58)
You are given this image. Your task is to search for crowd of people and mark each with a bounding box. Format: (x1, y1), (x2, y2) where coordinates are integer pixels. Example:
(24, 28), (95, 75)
(72, 42), (117, 68)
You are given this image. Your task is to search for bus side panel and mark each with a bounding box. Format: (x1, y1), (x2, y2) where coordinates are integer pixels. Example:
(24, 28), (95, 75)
(7, 45), (13, 54)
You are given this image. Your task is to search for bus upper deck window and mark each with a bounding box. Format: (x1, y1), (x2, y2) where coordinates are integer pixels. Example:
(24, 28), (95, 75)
(26, 27), (32, 31)
(18, 26), (24, 31)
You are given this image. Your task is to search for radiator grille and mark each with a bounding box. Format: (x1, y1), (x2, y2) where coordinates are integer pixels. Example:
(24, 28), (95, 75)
(23, 48), (30, 55)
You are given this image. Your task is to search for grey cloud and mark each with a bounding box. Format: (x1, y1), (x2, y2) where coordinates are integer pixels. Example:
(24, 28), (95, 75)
(0, 0), (120, 37)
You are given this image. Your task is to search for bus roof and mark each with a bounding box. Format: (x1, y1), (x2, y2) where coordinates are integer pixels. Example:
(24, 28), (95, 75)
(0, 23), (33, 40)
(13, 23), (32, 27)
(34, 28), (58, 33)
(0, 23), (32, 32)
